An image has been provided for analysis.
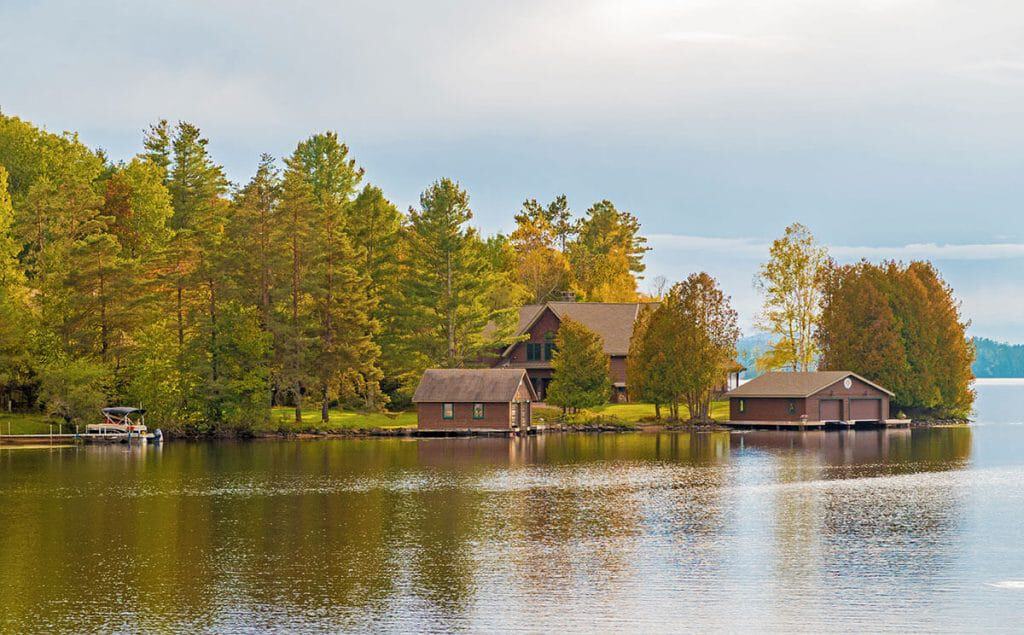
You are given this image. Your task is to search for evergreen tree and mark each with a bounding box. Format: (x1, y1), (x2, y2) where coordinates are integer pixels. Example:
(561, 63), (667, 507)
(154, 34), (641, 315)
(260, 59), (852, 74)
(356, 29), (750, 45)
(567, 200), (648, 301)
(626, 304), (676, 419)
(347, 185), (403, 409)
(546, 317), (610, 412)
(817, 260), (974, 418)
(226, 153), (282, 330)
(398, 178), (516, 379)
(272, 165), (318, 422)
(287, 133), (379, 422)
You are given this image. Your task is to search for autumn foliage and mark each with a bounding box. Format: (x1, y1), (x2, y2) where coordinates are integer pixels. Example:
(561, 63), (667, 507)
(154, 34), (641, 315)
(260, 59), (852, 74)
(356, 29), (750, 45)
(817, 260), (975, 418)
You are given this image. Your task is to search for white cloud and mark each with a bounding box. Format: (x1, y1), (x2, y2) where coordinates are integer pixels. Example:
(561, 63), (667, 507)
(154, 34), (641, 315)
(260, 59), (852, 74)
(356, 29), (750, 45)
(650, 233), (1024, 262)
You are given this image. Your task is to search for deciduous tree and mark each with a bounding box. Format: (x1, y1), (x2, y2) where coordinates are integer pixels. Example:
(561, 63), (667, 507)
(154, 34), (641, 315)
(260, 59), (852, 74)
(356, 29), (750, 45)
(755, 223), (829, 372)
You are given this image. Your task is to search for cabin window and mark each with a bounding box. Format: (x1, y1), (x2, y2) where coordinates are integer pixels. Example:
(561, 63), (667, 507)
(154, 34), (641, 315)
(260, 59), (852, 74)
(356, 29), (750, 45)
(526, 343), (543, 361)
(788, 400), (796, 415)
(738, 399), (745, 413)
(473, 403), (485, 419)
(544, 331), (557, 360)
(442, 403), (454, 420)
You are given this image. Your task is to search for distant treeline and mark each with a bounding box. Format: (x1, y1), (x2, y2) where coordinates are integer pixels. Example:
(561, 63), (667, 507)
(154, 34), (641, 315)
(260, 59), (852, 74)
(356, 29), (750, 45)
(972, 337), (1024, 378)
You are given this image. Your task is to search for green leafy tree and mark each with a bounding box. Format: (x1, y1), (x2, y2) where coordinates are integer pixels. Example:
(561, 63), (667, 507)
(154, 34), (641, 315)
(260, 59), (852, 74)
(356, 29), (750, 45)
(509, 208), (570, 303)
(546, 317), (610, 413)
(0, 166), (33, 411)
(667, 273), (739, 422)
(37, 358), (110, 426)
(755, 223), (829, 372)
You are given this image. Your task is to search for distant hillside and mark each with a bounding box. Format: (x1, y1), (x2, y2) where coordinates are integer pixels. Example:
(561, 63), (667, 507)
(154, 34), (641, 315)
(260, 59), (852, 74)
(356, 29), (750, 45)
(736, 333), (773, 379)
(738, 334), (1024, 379)
(972, 337), (1024, 378)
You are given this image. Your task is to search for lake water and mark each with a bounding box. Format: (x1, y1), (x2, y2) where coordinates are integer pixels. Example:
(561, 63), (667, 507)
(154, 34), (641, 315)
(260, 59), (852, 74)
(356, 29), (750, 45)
(2, 381), (1023, 633)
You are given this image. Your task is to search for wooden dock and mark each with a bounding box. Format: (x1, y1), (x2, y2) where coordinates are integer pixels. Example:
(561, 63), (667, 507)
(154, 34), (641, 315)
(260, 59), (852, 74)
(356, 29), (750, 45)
(719, 419), (912, 430)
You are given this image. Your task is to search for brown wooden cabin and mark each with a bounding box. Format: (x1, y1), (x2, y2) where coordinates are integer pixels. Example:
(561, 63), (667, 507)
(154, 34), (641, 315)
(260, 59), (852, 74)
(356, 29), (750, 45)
(492, 301), (744, 403)
(727, 371), (893, 423)
(412, 368), (537, 431)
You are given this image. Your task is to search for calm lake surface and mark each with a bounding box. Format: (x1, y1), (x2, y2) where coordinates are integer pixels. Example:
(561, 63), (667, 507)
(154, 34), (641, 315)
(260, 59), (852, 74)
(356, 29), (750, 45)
(3, 381), (1024, 633)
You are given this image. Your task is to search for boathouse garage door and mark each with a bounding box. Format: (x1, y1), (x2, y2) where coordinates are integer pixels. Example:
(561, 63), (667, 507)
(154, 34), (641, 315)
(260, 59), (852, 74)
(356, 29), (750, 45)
(850, 399), (882, 421)
(819, 399), (842, 422)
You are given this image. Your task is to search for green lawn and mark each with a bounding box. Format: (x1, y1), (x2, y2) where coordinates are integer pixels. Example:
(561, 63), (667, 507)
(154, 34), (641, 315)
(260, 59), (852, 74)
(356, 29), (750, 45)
(537, 400), (730, 423)
(267, 407), (417, 432)
(0, 412), (62, 435)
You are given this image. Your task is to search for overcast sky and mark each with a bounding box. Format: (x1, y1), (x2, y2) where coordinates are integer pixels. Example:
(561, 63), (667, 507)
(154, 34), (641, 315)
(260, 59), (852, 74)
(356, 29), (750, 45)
(3, 0), (1024, 340)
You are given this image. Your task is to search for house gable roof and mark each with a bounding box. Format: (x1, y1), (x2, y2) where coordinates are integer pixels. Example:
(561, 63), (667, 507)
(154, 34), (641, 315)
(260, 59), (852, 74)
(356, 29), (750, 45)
(412, 368), (537, 403)
(503, 302), (658, 357)
(726, 371), (894, 398)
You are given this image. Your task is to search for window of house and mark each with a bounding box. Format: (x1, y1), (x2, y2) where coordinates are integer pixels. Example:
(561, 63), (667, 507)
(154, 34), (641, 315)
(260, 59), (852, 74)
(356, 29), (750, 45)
(788, 400), (796, 415)
(473, 403), (485, 419)
(442, 403), (454, 420)
(738, 399), (745, 413)
(544, 330), (557, 361)
(526, 343), (542, 361)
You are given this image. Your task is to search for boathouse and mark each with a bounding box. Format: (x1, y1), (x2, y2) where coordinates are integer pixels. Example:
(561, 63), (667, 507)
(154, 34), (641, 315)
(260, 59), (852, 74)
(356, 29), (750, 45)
(727, 371), (893, 424)
(412, 368), (537, 431)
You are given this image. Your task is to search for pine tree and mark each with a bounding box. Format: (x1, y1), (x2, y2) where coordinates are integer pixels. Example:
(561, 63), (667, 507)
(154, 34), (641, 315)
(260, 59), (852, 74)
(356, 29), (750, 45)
(165, 122), (230, 424)
(398, 178), (517, 380)
(546, 317), (610, 413)
(226, 153), (282, 330)
(567, 200), (648, 301)
(286, 133), (380, 422)
(347, 185), (402, 409)
(272, 161), (318, 423)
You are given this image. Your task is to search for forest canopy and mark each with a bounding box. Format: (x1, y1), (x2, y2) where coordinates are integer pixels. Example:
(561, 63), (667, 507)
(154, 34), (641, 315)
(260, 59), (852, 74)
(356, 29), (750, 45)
(0, 112), (652, 431)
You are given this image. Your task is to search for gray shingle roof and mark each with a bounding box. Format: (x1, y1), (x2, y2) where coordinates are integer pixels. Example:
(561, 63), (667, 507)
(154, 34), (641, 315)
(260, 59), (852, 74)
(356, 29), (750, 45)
(726, 371), (894, 398)
(412, 368), (536, 403)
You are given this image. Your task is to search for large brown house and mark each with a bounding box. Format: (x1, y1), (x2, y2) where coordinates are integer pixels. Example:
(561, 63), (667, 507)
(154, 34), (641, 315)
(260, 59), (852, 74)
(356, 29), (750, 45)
(412, 368), (537, 431)
(493, 301), (744, 402)
(727, 371), (893, 423)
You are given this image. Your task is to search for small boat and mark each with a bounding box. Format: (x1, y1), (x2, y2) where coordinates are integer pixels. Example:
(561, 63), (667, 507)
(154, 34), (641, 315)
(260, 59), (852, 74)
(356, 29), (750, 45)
(84, 407), (149, 443)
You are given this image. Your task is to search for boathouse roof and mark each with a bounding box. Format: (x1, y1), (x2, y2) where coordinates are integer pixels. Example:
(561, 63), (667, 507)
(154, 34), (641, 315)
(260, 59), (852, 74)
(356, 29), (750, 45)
(727, 371), (894, 398)
(412, 368), (537, 403)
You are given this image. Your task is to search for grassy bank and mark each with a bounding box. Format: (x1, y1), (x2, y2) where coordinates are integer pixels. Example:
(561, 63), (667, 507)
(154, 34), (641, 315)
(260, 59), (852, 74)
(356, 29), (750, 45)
(0, 401), (730, 438)
(534, 401), (730, 424)
(0, 412), (60, 435)
(267, 407), (417, 433)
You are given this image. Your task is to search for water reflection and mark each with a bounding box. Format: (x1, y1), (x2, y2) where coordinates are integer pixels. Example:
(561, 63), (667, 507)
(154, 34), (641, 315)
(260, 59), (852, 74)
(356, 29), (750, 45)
(0, 419), (1014, 633)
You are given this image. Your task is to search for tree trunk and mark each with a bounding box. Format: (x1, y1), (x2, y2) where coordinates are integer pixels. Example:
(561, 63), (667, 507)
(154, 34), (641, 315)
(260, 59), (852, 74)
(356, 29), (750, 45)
(321, 384), (329, 424)
(654, 402), (661, 420)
